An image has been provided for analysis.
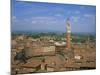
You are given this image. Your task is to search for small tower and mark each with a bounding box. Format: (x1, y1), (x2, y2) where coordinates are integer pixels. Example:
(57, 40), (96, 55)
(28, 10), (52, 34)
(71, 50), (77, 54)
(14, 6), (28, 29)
(87, 35), (90, 48)
(66, 18), (71, 49)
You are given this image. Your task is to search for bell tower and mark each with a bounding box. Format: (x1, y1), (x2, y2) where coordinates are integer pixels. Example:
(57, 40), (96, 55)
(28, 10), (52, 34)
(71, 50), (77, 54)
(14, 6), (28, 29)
(66, 18), (71, 49)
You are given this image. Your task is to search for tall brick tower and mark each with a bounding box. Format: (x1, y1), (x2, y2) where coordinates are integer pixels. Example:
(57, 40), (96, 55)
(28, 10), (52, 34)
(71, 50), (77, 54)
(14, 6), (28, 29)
(66, 18), (71, 49)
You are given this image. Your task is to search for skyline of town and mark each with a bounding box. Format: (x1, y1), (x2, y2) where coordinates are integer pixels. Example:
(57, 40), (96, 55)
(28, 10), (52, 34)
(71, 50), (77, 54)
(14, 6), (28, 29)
(11, 1), (96, 74)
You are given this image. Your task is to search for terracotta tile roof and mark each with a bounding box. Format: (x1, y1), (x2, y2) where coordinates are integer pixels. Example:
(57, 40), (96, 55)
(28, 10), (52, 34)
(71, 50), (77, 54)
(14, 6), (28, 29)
(45, 55), (66, 68)
(20, 59), (41, 68)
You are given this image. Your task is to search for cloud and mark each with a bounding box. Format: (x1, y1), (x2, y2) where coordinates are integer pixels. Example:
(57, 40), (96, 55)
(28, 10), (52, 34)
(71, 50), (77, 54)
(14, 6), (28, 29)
(32, 20), (37, 24)
(28, 16), (66, 31)
(12, 16), (16, 20)
(75, 10), (80, 14)
(54, 13), (63, 17)
(83, 14), (96, 23)
(31, 16), (64, 25)
(12, 16), (18, 23)
(84, 14), (95, 19)
(71, 16), (79, 23)
(85, 15), (96, 27)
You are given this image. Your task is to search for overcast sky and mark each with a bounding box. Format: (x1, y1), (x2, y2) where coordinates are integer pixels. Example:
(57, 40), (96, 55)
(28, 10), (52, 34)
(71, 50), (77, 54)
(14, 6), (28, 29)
(12, 0), (96, 33)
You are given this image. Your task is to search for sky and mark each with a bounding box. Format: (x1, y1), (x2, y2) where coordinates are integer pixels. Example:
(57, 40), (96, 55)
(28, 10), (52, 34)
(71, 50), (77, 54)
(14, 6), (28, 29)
(11, 0), (96, 33)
